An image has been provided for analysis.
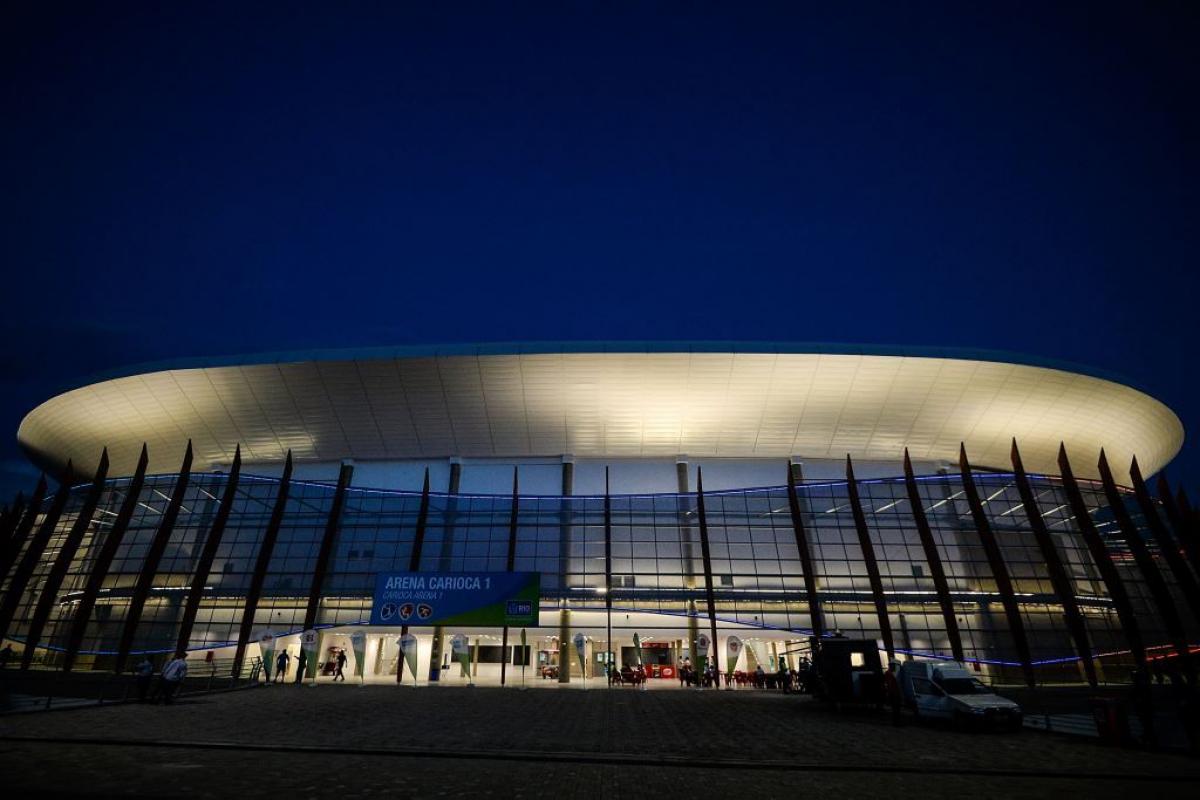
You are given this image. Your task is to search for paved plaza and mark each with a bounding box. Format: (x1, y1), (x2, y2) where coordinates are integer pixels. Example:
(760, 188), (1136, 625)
(1, 683), (1198, 798)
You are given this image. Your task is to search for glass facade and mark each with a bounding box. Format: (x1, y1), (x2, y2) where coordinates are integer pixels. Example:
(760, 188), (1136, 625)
(1, 467), (1197, 686)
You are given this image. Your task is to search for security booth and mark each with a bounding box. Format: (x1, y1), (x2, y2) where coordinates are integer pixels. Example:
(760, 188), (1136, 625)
(810, 637), (884, 706)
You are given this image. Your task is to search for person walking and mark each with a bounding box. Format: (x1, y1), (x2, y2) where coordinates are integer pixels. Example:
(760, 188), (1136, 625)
(157, 652), (188, 705)
(275, 650), (290, 683)
(754, 665), (765, 689)
(334, 648), (348, 682)
(0, 643), (14, 669)
(133, 656), (155, 702)
(294, 649), (307, 685)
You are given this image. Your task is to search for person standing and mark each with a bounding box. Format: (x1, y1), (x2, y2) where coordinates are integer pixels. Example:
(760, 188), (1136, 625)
(134, 656), (155, 702)
(157, 652), (189, 705)
(294, 649), (307, 685)
(884, 662), (902, 726)
(334, 648), (348, 682)
(275, 650), (290, 683)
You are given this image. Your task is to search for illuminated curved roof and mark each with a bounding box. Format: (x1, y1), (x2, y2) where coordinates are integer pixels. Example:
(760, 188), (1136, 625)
(16, 342), (1184, 484)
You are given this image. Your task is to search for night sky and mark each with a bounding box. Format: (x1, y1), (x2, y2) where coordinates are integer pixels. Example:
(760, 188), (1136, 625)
(2, 3), (1197, 501)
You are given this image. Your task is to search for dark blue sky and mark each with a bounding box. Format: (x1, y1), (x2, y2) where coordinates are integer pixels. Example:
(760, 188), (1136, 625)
(2, 3), (1197, 500)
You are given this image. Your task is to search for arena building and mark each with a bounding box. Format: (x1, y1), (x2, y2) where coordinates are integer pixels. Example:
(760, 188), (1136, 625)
(1, 342), (1197, 687)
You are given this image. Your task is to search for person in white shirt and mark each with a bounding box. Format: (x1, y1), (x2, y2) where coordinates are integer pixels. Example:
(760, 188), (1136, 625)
(157, 652), (189, 705)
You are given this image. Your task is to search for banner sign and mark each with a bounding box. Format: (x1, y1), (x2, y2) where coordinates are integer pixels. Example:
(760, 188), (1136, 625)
(370, 571), (539, 627)
(451, 633), (471, 677)
(259, 632), (275, 678)
(696, 633), (710, 671)
(350, 631), (366, 678)
(398, 633), (419, 681)
(573, 632), (587, 675)
(725, 635), (743, 672)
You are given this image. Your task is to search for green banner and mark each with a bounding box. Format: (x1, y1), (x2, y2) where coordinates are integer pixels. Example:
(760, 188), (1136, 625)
(725, 635), (743, 674)
(451, 634), (471, 679)
(259, 632), (275, 681)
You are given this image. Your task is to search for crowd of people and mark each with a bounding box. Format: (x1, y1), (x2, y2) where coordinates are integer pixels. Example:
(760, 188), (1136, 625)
(671, 657), (812, 692)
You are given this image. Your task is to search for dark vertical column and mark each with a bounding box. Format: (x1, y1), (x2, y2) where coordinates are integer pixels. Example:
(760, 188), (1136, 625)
(1011, 440), (1096, 686)
(604, 467), (612, 681)
(0, 493), (27, 547)
(694, 468), (720, 674)
(429, 462), (461, 680)
(437, 461), (462, 569)
(175, 446), (242, 653)
(1158, 476), (1200, 578)
(1130, 458), (1200, 631)
(0, 463), (73, 642)
(500, 468), (518, 686)
(902, 449), (964, 662)
(558, 461), (573, 684)
(232, 451), (294, 677)
(959, 444), (1036, 688)
(21, 451), (109, 670)
(114, 442), (194, 673)
(845, 456), (894, 661)
(1058, 444), (1146, 669)
(62, 445), (150, 672)
(407, 468), (432, 573)
(300, 463), (355, 634)
(786, 461), (824, 641)
(1097, 450), (1190, 664)
(677, 460), (700, 670)
(398, 468), (432, 684)
(0, 478), (46, 582)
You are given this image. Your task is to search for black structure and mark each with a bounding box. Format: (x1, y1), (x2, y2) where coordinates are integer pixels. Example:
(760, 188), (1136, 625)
(500, 468), (519, 687)
(1058, 444), (1147, 670)
(959, 444), (1036, 688)
(846, 455), (894, 662)
(397, 468), (432, 683)
(1158, 475), (1200, 578)
(0, 463), (72, 643)
(175, 446), (242, 654)
(21, 450), (109, 670)
(0, 477), (45, 583)
(694, 468), (721, 674)
(902, 449), (964, 663)
(113, 442), (193, 674)
(302, 463), (355, 633)
(1097, 450), (1190, 665)
(786, 461), (824, 641)
(61, 445), (149, 672)
(1130, 458), (1200, 628)
(232, 451), (293, 677)
(1010, 439), (1097, 686)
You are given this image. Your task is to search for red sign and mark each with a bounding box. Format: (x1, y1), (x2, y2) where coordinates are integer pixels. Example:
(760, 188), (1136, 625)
(656, 665), (676, 679)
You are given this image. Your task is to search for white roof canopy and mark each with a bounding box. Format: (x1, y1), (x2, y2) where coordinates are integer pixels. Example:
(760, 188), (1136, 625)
(17, 348), (1183, 485)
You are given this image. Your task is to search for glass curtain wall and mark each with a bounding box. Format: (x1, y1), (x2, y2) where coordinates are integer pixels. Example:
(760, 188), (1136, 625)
(2, 469), (1196, 685)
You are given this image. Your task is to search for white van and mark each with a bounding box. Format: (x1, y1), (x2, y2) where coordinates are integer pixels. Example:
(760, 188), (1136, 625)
(896, 661), (1022, 729)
